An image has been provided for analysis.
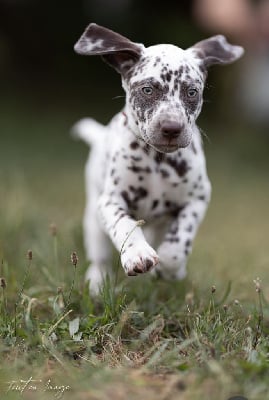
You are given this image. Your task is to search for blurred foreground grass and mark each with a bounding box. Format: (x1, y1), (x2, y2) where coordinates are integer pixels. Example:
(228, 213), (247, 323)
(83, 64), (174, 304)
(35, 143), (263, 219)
(0, 101), (269, 399)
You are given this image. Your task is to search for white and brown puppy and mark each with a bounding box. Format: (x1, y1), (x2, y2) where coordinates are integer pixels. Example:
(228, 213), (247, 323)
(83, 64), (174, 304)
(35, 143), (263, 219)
(73, 23), (244, 294)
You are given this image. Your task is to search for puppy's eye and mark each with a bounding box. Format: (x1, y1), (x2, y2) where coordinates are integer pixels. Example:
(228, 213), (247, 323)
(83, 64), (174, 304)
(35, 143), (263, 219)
(142, 86), (153, 95)
(187, 88), (198, 98)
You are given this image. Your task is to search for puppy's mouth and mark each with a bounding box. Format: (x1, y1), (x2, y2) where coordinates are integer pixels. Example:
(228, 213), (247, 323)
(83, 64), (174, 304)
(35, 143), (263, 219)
(138, 128), (192, 153)
(151, 138), (192, 153)
(146, 125), (192, 153)
(154, 144), (180, 153)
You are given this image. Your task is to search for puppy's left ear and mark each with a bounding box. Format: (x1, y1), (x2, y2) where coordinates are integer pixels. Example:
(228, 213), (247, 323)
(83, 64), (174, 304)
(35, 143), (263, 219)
(74, 23), (143, 75)
(191, 35), (244, 68)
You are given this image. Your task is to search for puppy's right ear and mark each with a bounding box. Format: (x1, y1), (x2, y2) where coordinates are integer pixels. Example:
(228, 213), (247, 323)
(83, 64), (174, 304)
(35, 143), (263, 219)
(74, 23), (143, 75)
(191, 35), (244, 68)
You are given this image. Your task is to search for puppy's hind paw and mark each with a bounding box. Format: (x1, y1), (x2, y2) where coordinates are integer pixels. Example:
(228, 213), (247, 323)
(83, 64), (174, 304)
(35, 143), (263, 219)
(150, 263), (187, 281)
(85, 264), (113, 296)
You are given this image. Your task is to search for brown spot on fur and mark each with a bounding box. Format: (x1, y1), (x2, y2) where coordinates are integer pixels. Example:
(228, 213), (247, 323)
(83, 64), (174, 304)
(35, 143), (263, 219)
(130, 141), (139, 150)
(165, 158), (189, 177)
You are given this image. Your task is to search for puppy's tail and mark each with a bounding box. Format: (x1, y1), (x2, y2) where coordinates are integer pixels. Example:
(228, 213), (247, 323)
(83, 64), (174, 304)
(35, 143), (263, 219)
(71, 118), (106, 146)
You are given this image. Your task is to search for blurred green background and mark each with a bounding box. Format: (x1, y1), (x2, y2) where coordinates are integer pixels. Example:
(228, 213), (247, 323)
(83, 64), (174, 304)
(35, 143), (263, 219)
(0, 0), (268, 297)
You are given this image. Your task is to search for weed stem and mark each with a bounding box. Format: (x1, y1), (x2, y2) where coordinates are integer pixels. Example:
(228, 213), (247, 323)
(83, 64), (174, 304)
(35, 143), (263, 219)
(14, 250), (33, 337)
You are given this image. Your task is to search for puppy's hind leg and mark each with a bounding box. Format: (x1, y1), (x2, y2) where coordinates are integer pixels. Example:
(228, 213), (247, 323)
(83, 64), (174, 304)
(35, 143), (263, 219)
(84, 189), (113, 296)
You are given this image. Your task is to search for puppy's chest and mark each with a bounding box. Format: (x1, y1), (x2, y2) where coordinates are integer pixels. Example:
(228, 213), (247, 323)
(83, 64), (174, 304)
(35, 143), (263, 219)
(110, 146), (203, 220)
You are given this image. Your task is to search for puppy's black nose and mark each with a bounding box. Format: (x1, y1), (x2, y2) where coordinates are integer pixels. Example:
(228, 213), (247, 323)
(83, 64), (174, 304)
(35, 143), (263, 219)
(161, 121), (183, 137)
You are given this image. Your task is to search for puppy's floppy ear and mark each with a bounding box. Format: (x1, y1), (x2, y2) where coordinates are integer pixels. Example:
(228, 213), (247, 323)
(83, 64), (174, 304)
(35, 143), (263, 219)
(191, 35), (244, 68)
(74, 23), (143, 75)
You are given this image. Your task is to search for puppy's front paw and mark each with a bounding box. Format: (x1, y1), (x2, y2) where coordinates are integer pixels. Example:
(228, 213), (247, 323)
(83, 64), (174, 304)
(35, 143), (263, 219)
(121, 242), (159, 276)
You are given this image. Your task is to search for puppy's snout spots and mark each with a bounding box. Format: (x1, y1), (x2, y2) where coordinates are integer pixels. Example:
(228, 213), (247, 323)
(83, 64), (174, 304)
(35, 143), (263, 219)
(161, 121), (183, 138)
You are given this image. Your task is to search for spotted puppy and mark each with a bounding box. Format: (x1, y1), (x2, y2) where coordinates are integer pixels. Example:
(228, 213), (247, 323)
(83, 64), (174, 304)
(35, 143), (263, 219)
(74, 23), (244, 294)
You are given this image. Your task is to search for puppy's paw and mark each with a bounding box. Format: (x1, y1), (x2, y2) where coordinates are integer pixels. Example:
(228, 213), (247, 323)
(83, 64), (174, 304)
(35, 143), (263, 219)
(121, 242), (159, 276)
(151, 263), (187, 280)
(150, 242), (188, 280)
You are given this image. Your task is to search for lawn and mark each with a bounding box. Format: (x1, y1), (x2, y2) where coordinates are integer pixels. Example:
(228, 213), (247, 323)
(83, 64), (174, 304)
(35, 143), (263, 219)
(0, 100), (269, 400)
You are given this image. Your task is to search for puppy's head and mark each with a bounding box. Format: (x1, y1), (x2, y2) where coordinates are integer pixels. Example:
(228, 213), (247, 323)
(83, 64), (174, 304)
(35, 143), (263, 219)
(75, 24), (244, 153)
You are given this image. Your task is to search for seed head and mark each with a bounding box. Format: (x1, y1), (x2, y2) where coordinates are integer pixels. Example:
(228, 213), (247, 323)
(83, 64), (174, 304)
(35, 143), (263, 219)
(185, 292), (194, 305)
(211, 285), (216, 294)
(57, 286), (63, 294)
(71, 251), (78, 267)
(223, 304), (228, 311)
(253, 277), (261, 293)
(27, 250), (33, 261)
(49, 223), (57, 237)
(0, 277), (6, 289)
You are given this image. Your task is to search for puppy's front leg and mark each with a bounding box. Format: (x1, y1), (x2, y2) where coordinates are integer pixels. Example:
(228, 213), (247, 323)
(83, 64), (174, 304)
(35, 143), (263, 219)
(155, 187), (211, 280)
(98, 194), (159, 276)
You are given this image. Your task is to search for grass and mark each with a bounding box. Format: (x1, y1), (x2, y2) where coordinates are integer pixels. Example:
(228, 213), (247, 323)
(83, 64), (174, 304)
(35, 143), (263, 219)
(0, 103), (269, 399)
